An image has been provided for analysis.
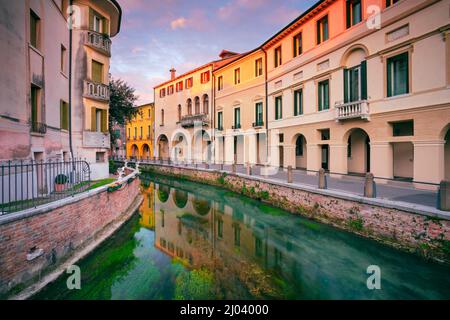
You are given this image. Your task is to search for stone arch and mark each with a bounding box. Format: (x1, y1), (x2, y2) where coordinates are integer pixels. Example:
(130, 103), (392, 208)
(442, 123), (450, 180)
(340, 44), (369, 68)
(343, 128), (371, 174)
(157, 134), (169, 158)
(131, 144), (139, 158)
(141, 143), (150, 159)
(173, 190), (188, 209)
(192, 129), (211, 162)
(157, 185), (170, 203)
(192, 198), (211, 216)
(292, 133), (307, 170)
(186, 98), (192, 115)
(171, 130), (190, 162)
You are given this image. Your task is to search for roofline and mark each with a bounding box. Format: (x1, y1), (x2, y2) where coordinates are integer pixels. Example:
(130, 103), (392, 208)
(108, 0), (122, 35)
(153, 62), (214, 89)
(213, 48), (262, 73)
(260, 0), (327, 49)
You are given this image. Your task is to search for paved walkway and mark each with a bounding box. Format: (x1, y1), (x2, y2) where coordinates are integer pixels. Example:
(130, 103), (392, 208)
(130, 160), (439, 209)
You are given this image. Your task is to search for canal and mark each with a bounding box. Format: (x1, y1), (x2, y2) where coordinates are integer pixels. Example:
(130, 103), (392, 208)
(33, 174), (450, 300)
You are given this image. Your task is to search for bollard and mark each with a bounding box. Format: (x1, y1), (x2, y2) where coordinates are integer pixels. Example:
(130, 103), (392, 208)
(246, 162), (252, 176)
(438, 181), (450, 211)
(287, 165), (293, 183)
(205, 162), (210, 169)
(232, 163), (236, 173)
(160, 157), (163, 164)
(364, 173), (376, 198)
(220, 162), (224, 171)
(318, 168), (327, 189)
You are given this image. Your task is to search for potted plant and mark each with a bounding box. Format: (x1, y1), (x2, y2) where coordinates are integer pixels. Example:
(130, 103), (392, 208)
(54, 174), (68, 192)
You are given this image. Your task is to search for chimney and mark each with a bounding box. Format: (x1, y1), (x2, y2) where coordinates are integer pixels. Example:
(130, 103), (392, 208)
(170, 68), (176, 80)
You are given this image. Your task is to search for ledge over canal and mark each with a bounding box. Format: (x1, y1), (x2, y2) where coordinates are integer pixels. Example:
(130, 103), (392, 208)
(136, 162), (450, 265)
(0, 169), (141, 298)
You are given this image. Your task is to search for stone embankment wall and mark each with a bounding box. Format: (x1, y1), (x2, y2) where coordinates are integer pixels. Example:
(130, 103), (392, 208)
(140, 163), (450, 265)
(0, 172), (141, 297)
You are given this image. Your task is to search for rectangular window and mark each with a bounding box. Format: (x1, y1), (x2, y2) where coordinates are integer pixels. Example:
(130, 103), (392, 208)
(218, 76), (223, 91)
(217, 111), (223, 130)
(386, 0), (400, 8)
(160, 88), (166, 98)
(234, 68), (240, 85)
(176, 81), (183, 92)
(255, 58), (263, 77)
(344, 61), (367, 102)
(320, 129), (330, 140)
(294, 88), (303, 116)
(275, 96), (282, 120)
(93, 15), (102, 33)
(218, 220), (223, 239)
(91, 107), (107, 132)
(201, 71), (210, 84)
(134, 127), (137, 138)
(30, 10), (40, 49)
(318, 79), (330, 111)
(185, 77), (193, 89)
(91, 60), (103, 83)
(255, 102), (263, 126)
(317, 15), (329, 44)
(346, 0), (362, 28)
(387, 52), (409, 97)
(168, 85), (174, 95)
(96, 152), (105, 163)
(148, 125), (151, 138)
(140, 126), (143, 138)
(30, 85), (41, 131)
(274, 46), (282, 68)
(234, 108), (241, 129)
(128, 128), (130, 138)
(392, 120), (414, 136)
(61, 45), (67, 73)
(60, 100), (69, 130)
(293, 32), (303, 57)
(234, 226), (240, 247)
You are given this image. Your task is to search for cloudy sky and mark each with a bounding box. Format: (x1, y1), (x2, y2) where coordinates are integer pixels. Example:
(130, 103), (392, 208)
(110, 0), (318, 105)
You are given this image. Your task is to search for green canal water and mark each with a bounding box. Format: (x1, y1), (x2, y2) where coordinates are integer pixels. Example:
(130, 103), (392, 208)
(32, 174), (450, 300)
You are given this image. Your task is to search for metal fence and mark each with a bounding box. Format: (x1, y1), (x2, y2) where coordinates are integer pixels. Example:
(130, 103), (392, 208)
(0, 159), (91, 214)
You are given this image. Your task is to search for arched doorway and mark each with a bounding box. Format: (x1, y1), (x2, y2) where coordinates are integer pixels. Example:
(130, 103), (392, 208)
(142, 144), (150, 159)
(294, 134), (307, 170)
(193, 130), (211, 162)
(172, 132), (188, 162)
(157, 134), (169, 159)
(346, 128), (370, 175)
(445, 127), (450, 181)
(131, 144), (139, 159)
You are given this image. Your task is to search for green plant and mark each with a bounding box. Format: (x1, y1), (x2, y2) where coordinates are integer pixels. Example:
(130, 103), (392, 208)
(54, 174), (68, 184)
(348, 217), (364, 231)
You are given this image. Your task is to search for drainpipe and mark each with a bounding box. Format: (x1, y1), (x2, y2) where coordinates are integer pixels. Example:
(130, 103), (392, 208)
(211, 65), (215, 162)
(262, 48), (269, 164)
(68, 0), (74, 160)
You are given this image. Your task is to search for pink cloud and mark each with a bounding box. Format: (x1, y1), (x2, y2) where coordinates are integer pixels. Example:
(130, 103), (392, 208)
(170, 17), (187, 30)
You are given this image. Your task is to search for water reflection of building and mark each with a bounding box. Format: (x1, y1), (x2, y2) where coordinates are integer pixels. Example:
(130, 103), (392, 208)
(152, 180), (298, 282)
(139, 183), (155, 230)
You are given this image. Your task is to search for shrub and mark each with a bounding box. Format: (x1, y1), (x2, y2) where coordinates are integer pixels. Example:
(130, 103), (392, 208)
(54, 174), (68, 184)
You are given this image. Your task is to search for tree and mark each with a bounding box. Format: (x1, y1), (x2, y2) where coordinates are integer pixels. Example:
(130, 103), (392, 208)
(108, 78), (139, 145)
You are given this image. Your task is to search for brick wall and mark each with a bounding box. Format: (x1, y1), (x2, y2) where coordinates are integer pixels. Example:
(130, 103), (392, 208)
(141, 164), (450, 265)
(0, 176), (141, 296)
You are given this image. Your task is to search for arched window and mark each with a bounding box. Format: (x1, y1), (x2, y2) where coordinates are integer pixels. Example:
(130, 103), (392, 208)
(202, 94), (209, 114)
(161, 109), (164, 125)
(178, 104), (181, 121)
(295, 136), (303, 156)
(187, 99), (192, 115)
(194, 97), (200, 114)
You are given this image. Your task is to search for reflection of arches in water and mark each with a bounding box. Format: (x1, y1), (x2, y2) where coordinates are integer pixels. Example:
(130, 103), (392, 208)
(173, 190), (188, 208)
(192, 198), (211, 216)
(157, 185), (170, 203)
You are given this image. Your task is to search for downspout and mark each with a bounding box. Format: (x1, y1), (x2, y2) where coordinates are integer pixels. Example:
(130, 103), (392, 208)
(262, 48), (269, 164)
(211, 65), (215, 162)
(68, 0), (74, 159)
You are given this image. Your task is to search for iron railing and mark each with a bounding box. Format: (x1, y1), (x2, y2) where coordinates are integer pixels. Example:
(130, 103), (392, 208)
(85, 31), (111, 56)
(31, 122), (47, 134)
(0, 159), (91, 214)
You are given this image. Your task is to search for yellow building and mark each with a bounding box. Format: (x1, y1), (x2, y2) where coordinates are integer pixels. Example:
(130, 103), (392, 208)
(126, 103), (155, 159)
(139, 182), (155, 230)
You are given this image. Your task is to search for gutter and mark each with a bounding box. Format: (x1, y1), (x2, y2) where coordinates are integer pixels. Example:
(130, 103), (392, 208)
(68, 0), (74, 159)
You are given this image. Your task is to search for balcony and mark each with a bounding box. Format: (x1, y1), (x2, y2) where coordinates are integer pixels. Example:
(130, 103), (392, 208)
(180, 114), (209, 128)
(84, 31), (111, 56)
(252, 121), (264, 128)
(83, 131), (110, 148)
(83, 80), (110, 102)
(232, 124), (241, 130)
(31, 122), (47, 134)
(335, 100), (370, 121)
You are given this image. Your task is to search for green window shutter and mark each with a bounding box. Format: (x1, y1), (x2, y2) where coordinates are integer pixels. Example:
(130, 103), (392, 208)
(91, 107), (97, 131)
(299, 90), (303, 114)
(89, 8), (94, 31)
(361, 60), (367, 100)
(387, 59), (392, 97)
(318, 84), (323, 111)
(294, 91), (298, 116)
(325, 81), (329, 109)
(101, 109), (107, 132)
(346, 0), (351, 28)
(344, 69), (349, 103)
(103, 18), (109, 36)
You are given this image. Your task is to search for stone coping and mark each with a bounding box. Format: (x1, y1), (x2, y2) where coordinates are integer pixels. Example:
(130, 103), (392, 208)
(0, 169), (139, 226)
(140, 162), (450, 221)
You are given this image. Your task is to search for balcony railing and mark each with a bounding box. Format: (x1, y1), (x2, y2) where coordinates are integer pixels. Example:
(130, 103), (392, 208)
(83, 80), (110, 102)
(232, 124), (241, 130)
(85, 31), (111, 56)
(335, 100), (369, 121)
(31, 122), (47, 134)
(180, 113), (209, 128)
(253, 121), (264, 128)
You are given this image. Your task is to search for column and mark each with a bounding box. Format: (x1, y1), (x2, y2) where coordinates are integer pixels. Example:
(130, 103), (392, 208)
(225, 135), (234, 164)
(329, 144), (348, 175)
(306, 144), (321, 173)
(284, 145), (296, 169)
(370, 142), (393, 180)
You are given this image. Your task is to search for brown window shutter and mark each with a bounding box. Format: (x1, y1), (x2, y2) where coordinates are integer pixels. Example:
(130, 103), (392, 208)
(89, 8), (94, 31)
(60, 100), (64, 129)
(91, 107), (97, 131)
(101, 109), (107, 132)
(102, 18), (109, 36)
